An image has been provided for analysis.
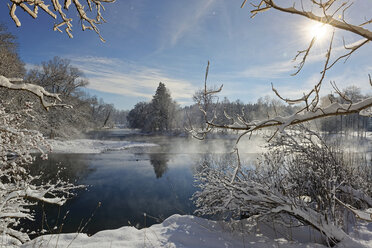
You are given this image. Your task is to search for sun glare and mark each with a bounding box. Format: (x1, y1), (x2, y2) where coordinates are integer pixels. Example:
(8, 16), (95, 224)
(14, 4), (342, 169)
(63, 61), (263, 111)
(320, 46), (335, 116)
(308, 22), (330, 41)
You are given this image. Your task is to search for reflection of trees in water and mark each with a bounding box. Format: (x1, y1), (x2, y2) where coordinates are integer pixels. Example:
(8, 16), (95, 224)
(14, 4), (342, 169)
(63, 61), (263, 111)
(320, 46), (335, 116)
(149, 153), (169, 178)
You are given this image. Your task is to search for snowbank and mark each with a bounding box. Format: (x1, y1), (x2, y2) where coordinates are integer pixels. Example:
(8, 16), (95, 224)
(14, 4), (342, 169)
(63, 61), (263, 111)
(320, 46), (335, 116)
(48, 139), (158, 154)
(21, 214), (372, 248)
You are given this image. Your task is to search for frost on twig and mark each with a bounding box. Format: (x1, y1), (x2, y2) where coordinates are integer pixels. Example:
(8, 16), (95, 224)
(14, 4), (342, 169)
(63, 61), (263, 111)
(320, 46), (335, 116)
(0, 75), (71, 110)
(7, 0), (115, 41)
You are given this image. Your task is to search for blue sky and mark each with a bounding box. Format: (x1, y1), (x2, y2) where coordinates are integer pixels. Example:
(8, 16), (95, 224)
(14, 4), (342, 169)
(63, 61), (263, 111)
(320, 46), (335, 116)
(1, 0), (371, 110)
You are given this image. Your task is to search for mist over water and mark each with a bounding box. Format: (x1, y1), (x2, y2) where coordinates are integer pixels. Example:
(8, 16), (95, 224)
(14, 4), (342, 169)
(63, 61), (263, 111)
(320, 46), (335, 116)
(86, 128), (268, 156)
(24, 130), (265, 236)
(23, 129), (372, 237)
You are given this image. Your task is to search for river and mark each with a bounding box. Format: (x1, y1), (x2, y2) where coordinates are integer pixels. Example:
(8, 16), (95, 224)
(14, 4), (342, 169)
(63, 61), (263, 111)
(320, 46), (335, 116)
(23, 129), (261, 236)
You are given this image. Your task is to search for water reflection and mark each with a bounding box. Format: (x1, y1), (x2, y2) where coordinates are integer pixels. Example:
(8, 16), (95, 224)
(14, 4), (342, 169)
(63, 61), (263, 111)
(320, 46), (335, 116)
(22, 133), (266, 237)
(149, 153), (169, 178)
(23, 151), (197, 235)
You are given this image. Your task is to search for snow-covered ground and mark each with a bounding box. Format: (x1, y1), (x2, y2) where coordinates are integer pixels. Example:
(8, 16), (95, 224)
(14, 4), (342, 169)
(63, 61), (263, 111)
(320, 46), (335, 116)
(21, 214), (372, 248)
(48, 139), (158, 153)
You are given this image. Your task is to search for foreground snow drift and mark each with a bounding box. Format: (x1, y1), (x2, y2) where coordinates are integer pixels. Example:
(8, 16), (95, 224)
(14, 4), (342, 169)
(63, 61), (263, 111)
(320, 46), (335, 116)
(21, 214), (372, 248)
(48, 139), (158, 153)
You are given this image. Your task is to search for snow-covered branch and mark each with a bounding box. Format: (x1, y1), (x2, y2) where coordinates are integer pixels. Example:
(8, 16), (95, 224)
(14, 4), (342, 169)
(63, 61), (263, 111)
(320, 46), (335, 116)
(191, 2), (372, 246)
(207, 96), (372, 133)
(189, 67), (372, 140)
(0, 75), (71, 110)
(7, 0), (115, 41)
(243, 0), (372, 40)
(190, 1), (372, 139)
(242, 0), (372, 74)
(194, 159), (347, 243)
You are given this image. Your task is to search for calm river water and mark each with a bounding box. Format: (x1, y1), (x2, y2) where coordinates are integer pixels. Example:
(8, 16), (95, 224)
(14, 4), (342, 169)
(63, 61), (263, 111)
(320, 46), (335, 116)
(24, 130), (260, 236)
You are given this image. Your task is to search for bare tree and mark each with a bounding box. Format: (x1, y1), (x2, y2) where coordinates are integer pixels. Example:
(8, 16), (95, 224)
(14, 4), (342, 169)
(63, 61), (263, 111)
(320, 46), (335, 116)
(26, 57), (89, 97)
(0, 24), (25, 78)
(191, 1), (372, 141)
(6, 0), (115, 41)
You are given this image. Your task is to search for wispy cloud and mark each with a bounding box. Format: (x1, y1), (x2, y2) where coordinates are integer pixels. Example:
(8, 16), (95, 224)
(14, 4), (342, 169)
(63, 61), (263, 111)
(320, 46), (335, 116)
(239, 60), (295, 79)
(167, 0), (215, 47)
(68, 56), (196, 102)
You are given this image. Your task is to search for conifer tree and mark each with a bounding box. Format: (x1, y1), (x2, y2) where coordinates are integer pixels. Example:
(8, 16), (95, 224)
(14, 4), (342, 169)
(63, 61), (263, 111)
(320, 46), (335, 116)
(150, 82), (177, 132)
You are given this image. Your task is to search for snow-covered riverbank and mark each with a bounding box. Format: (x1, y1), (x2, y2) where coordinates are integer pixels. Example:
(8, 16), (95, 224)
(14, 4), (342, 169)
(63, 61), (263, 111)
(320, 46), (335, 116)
(21, 214), (372, 248)
(48, 139), (158, 153)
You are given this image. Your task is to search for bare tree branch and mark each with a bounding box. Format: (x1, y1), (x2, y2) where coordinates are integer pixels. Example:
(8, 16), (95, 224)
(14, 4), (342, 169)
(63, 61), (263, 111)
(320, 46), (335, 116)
(205, 96), (372, 132)
(292, 37), (316, 76)
(244, 1), (372, 41)
(191, 1), (372, 138)
(243, 0), (372, 74)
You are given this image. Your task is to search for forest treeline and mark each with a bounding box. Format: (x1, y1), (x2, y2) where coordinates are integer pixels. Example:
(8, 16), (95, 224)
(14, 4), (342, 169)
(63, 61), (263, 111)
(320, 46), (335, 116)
(0, 24), (127, 138)
(127, 82), (298, 133)
(128, 82), (372, 135)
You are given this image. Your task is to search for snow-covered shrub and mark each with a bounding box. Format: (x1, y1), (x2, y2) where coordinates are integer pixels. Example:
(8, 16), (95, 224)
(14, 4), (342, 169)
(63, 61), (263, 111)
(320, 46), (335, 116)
(262, 129), (372, 225)
(193, 127), (372, 245)
(0, 101), (79, 247)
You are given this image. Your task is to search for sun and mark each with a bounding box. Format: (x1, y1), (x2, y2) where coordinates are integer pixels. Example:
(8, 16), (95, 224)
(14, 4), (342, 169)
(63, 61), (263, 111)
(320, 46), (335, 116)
(307, 22), (330, 41)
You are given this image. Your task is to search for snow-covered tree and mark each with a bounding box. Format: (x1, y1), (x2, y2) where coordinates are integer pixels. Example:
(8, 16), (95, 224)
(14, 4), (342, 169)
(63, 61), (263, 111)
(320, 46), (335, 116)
(192, 1), (372, 245)
(21, 57), (90, 137)
(0, 26), (80, 246)
(5, 56), (121, 137)
(194, 127), (372, 245)
(1, 0), (116, 243)
(190, 1), (372, 140)
(0, 84), (80, 246)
